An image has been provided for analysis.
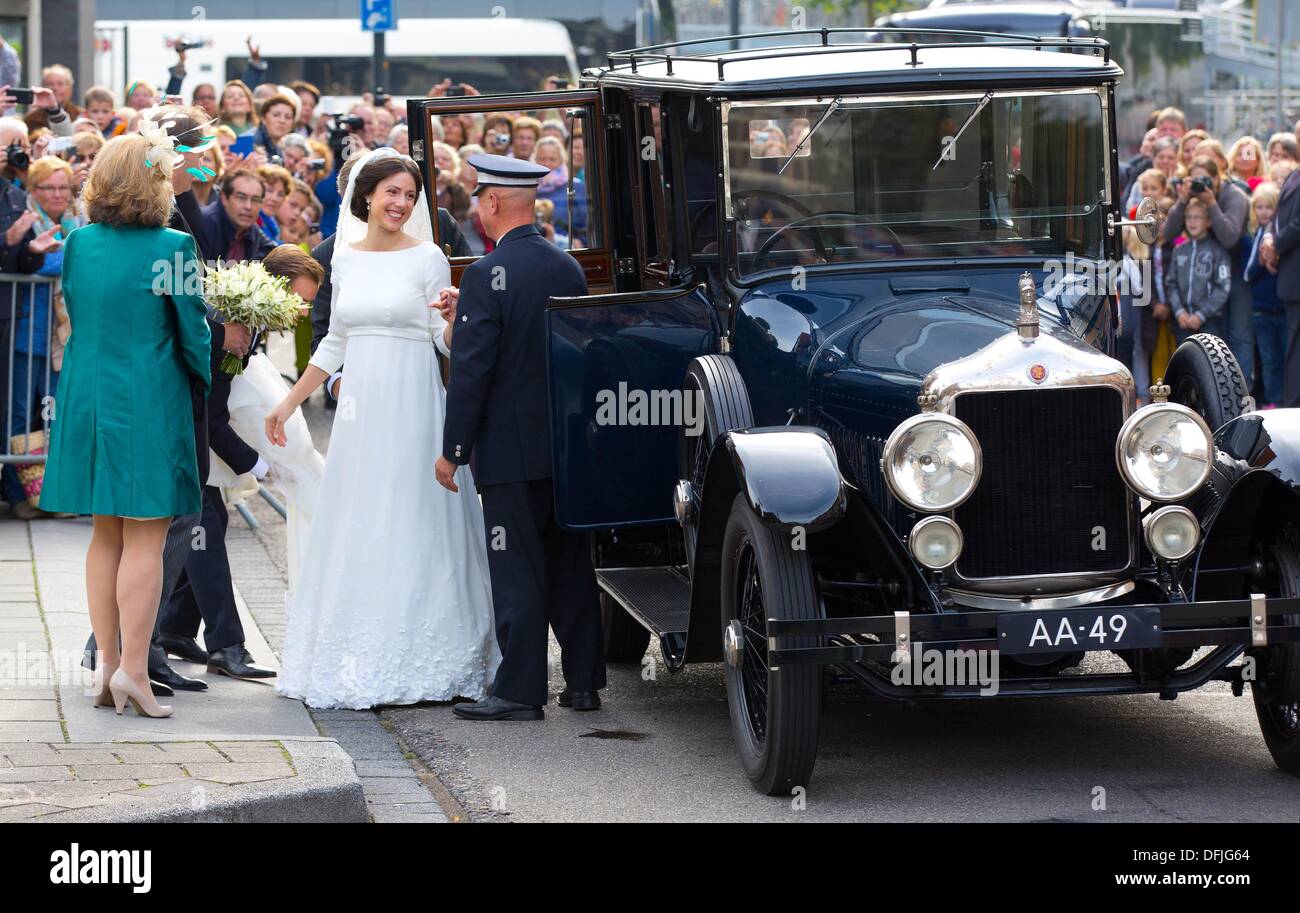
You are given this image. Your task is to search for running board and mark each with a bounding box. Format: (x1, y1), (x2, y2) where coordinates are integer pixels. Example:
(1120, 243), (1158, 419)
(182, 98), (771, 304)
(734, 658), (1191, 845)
(596, 566), (691, 666)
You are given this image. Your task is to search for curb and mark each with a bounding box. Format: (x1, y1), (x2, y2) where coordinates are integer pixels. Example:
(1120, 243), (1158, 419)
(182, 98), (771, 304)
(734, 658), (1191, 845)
(27, 739), (368, 824)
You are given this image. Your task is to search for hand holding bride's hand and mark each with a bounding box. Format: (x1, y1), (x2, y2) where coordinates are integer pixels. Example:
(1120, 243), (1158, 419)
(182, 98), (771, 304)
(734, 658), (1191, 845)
(265, 401), (293, 448)
(435, 287), (458, 324)
(435, 456), (459, 493)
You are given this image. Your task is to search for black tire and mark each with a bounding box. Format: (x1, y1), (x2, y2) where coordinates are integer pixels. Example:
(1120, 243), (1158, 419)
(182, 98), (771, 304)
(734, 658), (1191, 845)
(600, 591), (652, 664)
(680, 355), (754, 488)
(1165, 333), (1250, 430)
(681, 356), (754, 567)
(1252, 529), (1300, 775)
(720, 493), (822, 796)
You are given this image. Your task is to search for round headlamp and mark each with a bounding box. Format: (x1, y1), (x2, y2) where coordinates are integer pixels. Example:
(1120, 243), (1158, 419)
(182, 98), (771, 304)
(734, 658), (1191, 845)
(1115, 403), (1213, 502)
(910, 516), (963, 570)
(1144, 505), (1200, 561)
(883, 413), (982, 512)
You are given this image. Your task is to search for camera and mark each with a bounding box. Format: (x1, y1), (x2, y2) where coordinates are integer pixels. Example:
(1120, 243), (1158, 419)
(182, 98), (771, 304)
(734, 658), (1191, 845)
(268, 154), (283, 166)
(373, 87), (389, 108)
(324, 113), (366, 161)
(5, 142), (30, 171)
(1189, 176), (1212, 195)
(446, 85), (465, 97)
(174, 39), (205, 53)
(307, 157), (327, 171)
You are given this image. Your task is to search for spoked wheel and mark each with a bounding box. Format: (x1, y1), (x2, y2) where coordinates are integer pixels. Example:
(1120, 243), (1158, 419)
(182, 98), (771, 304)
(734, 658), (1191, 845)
(1252, 528), (1300, 775)
(720, 494), (821, 796)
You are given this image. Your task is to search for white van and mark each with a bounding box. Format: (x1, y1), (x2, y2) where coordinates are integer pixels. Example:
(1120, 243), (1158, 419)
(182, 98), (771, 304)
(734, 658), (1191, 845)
(92, 17), (581, 109)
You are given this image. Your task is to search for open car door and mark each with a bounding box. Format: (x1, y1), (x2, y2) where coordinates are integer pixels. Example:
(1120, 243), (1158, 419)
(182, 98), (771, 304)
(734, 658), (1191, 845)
(407, 90), (614, 294)
(545, 285), (721, 530)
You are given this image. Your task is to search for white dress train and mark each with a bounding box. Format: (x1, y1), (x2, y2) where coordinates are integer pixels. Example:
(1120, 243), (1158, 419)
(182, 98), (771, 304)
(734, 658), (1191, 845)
(276, 240), (500, 709)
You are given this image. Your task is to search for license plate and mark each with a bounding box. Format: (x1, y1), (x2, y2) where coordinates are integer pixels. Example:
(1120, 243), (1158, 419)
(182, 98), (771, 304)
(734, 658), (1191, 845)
(996, 607), (1162, 655)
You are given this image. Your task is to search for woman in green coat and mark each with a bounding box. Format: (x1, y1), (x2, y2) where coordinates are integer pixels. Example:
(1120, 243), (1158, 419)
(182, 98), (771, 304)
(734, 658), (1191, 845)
(41, 133), (211, 719)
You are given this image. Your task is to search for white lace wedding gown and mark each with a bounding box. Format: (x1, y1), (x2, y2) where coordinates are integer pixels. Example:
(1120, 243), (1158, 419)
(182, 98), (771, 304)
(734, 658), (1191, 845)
(276, 239), (500, 709)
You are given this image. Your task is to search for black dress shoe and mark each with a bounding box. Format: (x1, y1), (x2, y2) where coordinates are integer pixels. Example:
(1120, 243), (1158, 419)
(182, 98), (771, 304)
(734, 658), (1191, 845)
(452, 695), (544, 721)
(157, 632), (209, 665)
(557, 688), (602, 711)
(150, 661), (208, 692)
(150, 679), (174, 698)
(207, 644), (276, 680)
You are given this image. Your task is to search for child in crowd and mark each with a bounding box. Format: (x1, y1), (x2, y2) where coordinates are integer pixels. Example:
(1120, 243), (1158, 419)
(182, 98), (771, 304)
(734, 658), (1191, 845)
(1119, 225), (1152, 401)
(1166, 197), (1232, 343)
(1244, 182), (1285, 407)
(81, 86), (124, 139)
(1136, 167), (1168, 204)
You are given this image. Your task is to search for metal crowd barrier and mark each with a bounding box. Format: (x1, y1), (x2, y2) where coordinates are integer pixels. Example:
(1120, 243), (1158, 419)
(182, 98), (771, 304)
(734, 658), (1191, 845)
(0, 272), (58, 468)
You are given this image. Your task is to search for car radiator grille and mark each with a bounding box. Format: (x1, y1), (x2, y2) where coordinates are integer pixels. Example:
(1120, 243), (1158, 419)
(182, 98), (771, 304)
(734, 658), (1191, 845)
(952, 387), (1131, 580)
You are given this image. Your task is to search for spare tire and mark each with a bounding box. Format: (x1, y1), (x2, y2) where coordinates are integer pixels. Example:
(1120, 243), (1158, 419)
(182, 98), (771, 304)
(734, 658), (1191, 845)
(1165, 333), (1251, 431)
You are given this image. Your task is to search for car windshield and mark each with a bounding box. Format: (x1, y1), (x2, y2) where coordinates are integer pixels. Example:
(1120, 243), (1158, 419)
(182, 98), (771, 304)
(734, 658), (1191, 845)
(723, 88), (1108, 276)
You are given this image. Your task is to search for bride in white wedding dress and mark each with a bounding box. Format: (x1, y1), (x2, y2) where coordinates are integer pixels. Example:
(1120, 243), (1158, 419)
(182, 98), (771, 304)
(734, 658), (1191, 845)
(265, 147), (500, 709)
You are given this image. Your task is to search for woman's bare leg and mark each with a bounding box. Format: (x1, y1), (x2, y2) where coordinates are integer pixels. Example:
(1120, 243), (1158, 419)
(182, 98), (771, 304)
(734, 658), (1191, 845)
(115, 517), (171, 687)
(86, 515), (124, 684)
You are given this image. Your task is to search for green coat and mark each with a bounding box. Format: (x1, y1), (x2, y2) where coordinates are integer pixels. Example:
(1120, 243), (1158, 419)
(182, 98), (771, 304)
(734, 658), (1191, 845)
(40, 223), (212, 517)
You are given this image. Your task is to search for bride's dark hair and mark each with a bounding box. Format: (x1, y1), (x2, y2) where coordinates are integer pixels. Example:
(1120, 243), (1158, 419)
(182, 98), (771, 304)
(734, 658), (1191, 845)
(350, 155), (423, 220)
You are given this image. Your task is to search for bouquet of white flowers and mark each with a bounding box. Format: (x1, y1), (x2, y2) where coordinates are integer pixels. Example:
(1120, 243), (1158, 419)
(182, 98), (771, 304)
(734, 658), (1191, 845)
(204, 260), (307, 374)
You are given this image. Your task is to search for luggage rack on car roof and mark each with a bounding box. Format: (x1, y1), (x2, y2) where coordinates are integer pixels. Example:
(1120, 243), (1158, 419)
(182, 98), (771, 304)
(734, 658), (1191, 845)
(602, 27), (1111, 80)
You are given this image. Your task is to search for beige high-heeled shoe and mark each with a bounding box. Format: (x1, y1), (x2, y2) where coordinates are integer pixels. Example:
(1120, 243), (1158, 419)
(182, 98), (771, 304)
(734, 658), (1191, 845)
(92, 667), (116, 708)
(109, 668), (172, 719)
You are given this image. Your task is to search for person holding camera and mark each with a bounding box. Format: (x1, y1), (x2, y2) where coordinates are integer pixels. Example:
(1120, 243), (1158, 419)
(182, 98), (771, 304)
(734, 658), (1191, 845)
(22, 66), (79, 136)
(0, 120), (62, 462)
(1164, 154), (1253, 380)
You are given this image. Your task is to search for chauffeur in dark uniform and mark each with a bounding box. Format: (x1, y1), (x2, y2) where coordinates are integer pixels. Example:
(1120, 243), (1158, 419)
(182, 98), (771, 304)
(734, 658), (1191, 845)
(436, 154), (606, 721)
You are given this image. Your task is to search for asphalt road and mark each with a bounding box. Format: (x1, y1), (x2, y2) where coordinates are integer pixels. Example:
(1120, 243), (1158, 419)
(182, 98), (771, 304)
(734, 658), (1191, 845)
(262, 334), (1300, 824)
(382, 644), (1300, 823)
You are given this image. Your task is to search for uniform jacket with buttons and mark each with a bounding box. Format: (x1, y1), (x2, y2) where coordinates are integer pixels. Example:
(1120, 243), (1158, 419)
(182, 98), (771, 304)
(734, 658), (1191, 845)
(441, 223), (587, 486)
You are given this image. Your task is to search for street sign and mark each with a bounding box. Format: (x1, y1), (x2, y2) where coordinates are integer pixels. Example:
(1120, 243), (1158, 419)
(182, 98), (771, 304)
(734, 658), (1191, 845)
(361, 0), (396, 32)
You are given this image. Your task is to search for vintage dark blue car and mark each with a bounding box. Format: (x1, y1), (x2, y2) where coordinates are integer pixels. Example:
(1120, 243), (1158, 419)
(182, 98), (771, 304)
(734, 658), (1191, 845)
(410, 29), (1300, 795)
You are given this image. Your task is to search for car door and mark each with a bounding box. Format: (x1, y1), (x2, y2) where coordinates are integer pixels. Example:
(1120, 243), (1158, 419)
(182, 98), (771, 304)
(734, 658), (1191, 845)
(546, 284), (720, 530)
(407, 89), (615, 293)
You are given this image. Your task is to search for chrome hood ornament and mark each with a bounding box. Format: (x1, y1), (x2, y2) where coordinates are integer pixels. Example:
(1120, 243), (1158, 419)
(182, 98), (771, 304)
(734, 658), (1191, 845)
(1016, 271), (1040, 340)
(918, 272), (1137, 417)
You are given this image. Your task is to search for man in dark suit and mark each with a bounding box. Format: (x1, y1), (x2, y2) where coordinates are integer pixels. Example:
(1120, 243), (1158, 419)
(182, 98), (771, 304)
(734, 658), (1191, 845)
(437, 154), (605, 721)
(196, 169), (277, 265)
(159, 245), (323, 679)
(1263, 167), (1300, 405)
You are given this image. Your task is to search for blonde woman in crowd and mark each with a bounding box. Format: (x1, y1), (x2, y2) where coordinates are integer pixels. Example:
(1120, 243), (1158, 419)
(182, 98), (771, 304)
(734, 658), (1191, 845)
(1178, 128), (1210, 170)
(1229, 135), (1267, 191)
(124, 79), (158, 111)
(219, 79), (258, 135)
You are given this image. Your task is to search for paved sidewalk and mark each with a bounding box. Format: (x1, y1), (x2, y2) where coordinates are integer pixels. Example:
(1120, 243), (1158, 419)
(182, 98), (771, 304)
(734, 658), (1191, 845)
(0, 517), (370, 821)
(0, 509), (455, 823)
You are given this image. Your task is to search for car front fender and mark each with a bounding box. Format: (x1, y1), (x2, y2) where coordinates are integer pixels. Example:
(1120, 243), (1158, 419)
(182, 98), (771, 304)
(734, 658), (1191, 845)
(1214, 408), (1300, 491)
(718, 426), (848, 532)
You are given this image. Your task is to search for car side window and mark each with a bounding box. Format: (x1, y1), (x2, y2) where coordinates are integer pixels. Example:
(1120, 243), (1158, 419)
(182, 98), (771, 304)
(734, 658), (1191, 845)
(636, 102), (673, 274)
(428, 101), (601, 256)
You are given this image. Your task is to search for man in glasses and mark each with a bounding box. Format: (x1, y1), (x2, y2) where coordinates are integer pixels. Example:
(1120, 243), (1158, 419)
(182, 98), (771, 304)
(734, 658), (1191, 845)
(197, 168), (276, 263)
